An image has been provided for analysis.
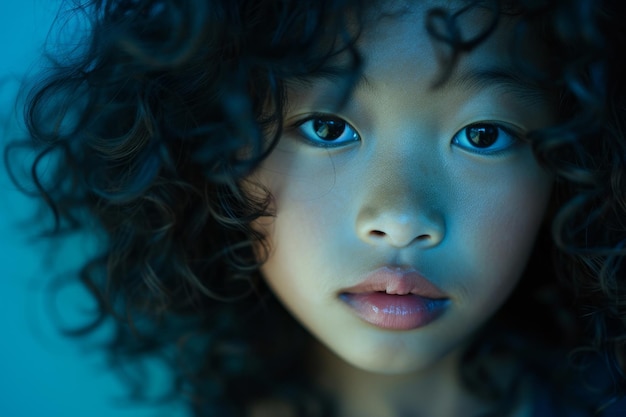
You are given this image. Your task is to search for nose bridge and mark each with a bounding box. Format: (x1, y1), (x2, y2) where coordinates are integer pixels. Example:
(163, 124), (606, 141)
(355, 133), (445, 249)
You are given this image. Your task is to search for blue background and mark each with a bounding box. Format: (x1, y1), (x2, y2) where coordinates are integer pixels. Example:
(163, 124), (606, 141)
(0, 1), (186, 416)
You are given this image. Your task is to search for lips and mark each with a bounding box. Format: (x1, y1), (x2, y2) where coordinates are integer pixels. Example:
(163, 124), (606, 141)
(339, 266), (449, 330)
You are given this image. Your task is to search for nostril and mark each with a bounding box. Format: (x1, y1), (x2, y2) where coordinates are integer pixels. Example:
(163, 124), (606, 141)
(368, 230), (432, 246)
(358, 209), (444, 248)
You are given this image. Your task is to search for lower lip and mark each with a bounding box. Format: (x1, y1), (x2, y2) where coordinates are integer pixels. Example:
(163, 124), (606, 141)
(340, 292), (449, 330)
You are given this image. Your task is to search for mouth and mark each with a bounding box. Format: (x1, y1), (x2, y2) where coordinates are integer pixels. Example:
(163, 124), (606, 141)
(339, 266), (450, 331)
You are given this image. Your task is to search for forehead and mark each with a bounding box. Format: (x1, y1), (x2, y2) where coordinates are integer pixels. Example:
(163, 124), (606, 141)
(286, 0), (546, 105)
(360, 0), (520, 65)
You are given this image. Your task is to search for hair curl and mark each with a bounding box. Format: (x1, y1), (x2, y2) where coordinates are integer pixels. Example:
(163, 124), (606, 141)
(4, 0), (626, 416)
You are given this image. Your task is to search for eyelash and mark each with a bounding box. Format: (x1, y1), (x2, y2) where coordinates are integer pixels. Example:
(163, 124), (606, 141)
(294, 114), (361, 148)
(451, 122), (524, 156)
(292, 114), (524, 154)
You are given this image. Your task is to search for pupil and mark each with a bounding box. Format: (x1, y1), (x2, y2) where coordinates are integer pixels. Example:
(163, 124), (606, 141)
(466, 124), (498, 148)
(314, 118), (345, 141)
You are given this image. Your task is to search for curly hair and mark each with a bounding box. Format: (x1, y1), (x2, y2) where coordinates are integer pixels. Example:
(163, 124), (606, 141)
(4, 0), (626, 416)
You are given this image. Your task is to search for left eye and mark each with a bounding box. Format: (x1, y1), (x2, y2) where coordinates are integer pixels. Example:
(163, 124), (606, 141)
(451, 122), (521, 155)
(296, 115), (361, 148)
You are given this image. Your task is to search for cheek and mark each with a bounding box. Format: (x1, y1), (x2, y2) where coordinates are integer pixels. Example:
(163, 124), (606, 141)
(255, 215), (337, 338)
(248, 144), (353, 265)
(256, 196), (341, 291)
(253, 144), (341, 202)
(451, 163), (552, 309)
(248, 167), (340, 300)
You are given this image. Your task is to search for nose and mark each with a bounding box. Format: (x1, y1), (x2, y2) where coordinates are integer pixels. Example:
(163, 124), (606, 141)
(355, 153), (445, 249)
(357, 206), (444, 247)
(357, 202), (445, 249)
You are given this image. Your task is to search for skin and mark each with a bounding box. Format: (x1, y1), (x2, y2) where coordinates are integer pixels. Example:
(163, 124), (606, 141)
(247, 1), (554, 415)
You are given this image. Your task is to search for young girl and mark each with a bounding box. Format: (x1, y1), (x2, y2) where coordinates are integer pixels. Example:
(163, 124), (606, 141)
(5, 0), (626, 416)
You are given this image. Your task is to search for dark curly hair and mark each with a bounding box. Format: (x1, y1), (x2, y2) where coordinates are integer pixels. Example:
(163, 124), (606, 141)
(4, 0), (626, 416)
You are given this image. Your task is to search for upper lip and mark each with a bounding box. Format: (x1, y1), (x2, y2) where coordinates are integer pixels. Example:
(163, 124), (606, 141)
(340, 266), (448, 299)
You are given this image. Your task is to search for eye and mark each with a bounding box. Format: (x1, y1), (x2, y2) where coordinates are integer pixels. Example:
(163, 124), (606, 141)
(296, 115), (361, 148)
(451, 122), (521, 155)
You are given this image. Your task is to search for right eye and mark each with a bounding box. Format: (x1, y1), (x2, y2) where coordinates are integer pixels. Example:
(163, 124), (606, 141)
(295, 115), (361, 148)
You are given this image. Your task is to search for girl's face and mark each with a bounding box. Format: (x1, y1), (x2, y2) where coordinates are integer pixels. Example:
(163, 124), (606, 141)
(249, 0), (554, 375)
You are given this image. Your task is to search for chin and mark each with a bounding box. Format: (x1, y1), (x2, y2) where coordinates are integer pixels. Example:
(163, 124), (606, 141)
(334, 341), (456, 376)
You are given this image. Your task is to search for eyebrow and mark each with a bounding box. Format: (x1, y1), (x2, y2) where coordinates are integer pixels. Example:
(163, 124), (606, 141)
(351, 64), (549, 102)
(287, 64), (371, 90)
(443, 66), (551, 106)
(286, 64), (550, 109)
(284, 64), (375, 111)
